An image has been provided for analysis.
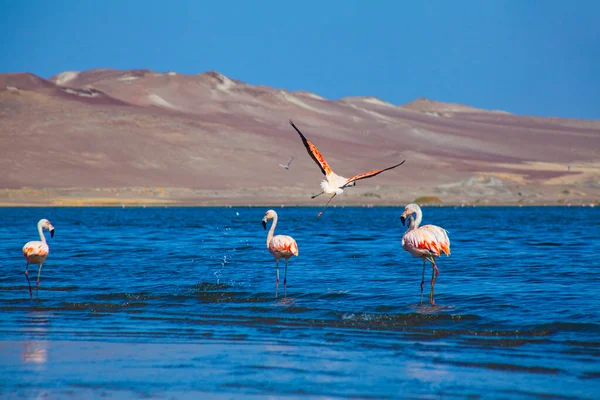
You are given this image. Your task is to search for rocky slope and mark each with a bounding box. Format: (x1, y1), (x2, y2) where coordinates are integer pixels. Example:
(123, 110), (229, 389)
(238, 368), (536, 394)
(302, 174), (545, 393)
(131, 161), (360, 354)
(1, 69), (599, 206)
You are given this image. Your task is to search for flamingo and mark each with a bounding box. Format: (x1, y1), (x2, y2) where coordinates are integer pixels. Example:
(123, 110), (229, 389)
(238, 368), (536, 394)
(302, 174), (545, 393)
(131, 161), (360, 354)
(262, 210), (298, 298)
(22, 219), (55, 300)
(400, 204), (450, 305)
(279, 157), (294, 170)
(289, 120), (405, 217)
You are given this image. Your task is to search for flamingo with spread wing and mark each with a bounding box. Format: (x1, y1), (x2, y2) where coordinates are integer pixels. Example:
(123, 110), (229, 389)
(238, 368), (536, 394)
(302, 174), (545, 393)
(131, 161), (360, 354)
(289, 120), (405, 216)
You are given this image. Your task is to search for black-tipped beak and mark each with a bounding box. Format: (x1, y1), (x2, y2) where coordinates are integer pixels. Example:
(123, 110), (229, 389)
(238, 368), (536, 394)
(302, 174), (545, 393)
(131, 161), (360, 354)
(262, 219), (267, 230)
(400, 216), (406, 226)
(50, 228), (55, 238)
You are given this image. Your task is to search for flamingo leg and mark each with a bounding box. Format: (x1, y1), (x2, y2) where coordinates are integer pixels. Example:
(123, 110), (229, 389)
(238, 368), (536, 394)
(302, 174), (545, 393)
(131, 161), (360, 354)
(420, 259), (426, 304)
(311, 191), (324, 199)
(429, 259), (437, 305)
(275, 261), (280, 298)
(284, 259), (288, 298)
(25, 263), (32, 300)
(317, 194), (336, 217)
(36, 263), (43, 300)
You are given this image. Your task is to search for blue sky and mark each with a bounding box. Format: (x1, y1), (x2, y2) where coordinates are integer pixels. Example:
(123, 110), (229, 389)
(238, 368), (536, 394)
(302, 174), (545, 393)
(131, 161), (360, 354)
(1, 0), (599, 119)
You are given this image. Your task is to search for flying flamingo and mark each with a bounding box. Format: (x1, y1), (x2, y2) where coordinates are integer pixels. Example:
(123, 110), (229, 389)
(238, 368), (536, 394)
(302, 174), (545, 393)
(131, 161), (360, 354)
(400, 204), (450, 305)
(279, 157), (294, 170)
(289, 120), (405, 217)
(22, 219), (55, 300)
(262, 210), (298, 298)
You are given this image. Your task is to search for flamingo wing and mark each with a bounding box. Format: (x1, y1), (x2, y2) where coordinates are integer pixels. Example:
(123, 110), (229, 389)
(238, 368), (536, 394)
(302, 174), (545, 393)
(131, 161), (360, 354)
(289, 120), (332, 176)
(23, 241), (49, 257)
(424, 225), (451, 256)
(403, 225), (450, 257)
(270, 235), (299, 256)
(341, 160), (406, 188)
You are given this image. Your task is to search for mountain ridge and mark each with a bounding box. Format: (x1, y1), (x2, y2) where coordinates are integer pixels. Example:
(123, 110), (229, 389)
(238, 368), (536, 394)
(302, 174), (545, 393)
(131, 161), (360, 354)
(1, 68), (599, 206)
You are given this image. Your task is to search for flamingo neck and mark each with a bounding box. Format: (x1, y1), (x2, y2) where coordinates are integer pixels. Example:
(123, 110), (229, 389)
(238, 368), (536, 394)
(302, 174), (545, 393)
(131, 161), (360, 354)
(405, 215), (418, 232)
(267, 214), (278, 248)
(404, 208), (422, 233)
(413, 207), (423, 229)
(37, 222), (47, 244)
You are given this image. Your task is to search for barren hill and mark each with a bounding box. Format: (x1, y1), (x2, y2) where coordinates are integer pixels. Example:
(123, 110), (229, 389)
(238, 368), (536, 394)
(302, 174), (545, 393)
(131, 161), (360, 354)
(1, 68), (599, 206)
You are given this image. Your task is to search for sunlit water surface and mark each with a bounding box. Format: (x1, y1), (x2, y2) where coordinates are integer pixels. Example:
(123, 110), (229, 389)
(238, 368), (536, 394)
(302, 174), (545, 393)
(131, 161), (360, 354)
(0, 206), (598, 399)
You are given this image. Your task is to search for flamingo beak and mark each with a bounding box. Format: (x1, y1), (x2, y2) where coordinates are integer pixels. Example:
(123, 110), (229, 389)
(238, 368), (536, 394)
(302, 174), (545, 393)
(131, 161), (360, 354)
(50, 228), (55, 238)
(262, 218), (267, 230)
(400, 215), (406, 226)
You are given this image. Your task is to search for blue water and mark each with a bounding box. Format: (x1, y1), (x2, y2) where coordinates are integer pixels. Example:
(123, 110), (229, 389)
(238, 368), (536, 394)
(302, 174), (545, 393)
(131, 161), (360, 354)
(0, 206), (599, 399)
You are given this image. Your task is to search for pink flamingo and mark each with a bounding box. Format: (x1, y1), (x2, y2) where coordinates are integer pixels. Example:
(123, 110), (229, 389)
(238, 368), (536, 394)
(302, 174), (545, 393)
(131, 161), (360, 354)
(22, 219), (55, 300)
(289, 120), (405, 217)
(400, 204), (450, 305)
(262, 210), (298, 298)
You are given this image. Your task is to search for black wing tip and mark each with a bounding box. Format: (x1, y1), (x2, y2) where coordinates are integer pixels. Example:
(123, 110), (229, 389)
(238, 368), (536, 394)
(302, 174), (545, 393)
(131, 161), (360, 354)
(389, 159), (407, 169)
(288, 119), (307, 140)
(379, 160), (407, 173)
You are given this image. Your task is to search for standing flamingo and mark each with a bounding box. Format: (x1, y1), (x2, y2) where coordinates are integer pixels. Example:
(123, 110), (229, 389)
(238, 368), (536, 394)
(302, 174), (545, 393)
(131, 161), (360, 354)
(289, 120), (405, 217)
(22, 219), (55, 300)
(262, 210), (298, 298)
(400, 204), (450, 305)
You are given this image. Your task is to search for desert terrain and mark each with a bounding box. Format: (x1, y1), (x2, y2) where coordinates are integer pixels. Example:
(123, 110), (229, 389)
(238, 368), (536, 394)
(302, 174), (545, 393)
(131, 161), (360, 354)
(1, 68), (599, 206)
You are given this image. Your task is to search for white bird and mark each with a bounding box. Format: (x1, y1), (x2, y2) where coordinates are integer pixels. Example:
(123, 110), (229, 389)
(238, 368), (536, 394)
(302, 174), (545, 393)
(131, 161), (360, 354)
(279, 157), (294, 170)
(22, 219), (55, 300)
(289, 120), (406, 216)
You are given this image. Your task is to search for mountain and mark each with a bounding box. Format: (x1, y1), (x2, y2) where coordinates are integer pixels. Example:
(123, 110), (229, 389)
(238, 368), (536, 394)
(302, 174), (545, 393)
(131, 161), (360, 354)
(1, 68), (599, 206)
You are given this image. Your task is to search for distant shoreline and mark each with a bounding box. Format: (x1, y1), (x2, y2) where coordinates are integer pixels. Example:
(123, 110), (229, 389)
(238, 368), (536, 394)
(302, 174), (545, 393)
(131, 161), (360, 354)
(1, 184), (597, 208)
(0, 202), (594, 208)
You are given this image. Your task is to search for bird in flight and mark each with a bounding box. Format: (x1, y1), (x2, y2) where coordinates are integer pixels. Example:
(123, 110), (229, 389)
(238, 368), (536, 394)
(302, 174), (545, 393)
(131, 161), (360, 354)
(289, 120), (406, 217)
(279, 157), (294, 170)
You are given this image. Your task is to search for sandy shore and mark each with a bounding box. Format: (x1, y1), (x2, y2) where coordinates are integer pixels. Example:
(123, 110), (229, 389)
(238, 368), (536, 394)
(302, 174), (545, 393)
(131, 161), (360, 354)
(0, 182), (598, 207)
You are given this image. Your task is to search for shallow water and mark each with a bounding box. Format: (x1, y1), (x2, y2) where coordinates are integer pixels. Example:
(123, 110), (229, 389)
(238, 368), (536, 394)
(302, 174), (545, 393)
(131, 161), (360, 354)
(0, 206), (599, 399)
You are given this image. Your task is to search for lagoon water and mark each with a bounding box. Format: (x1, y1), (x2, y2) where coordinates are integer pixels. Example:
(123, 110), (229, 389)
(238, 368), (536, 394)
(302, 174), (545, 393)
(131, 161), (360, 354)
(0, 206), (599, 399)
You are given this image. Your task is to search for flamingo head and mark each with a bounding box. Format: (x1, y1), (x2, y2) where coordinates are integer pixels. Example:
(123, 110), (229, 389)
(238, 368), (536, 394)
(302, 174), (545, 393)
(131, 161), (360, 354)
(262, 210), (277, 229)
(38, 219), (55, 238)
(400, 203), (420, 226)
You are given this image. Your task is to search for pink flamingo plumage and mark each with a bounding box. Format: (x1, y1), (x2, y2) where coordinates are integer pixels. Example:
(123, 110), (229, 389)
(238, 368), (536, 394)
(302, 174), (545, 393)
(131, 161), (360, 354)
(22, 219), (55, 300)
(289, 120), (406, 217)
(400, 204), (450, 305)
(262, 210), (298, 298)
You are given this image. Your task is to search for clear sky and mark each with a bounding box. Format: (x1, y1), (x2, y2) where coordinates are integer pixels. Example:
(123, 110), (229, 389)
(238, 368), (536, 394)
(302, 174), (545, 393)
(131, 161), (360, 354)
(1, 0), (599, 119)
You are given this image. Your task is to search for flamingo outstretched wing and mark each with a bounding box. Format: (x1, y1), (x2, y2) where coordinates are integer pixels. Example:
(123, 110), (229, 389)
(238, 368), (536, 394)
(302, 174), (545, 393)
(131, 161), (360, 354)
(341, 160), (406, 188)
(289, 120), (332, 176)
